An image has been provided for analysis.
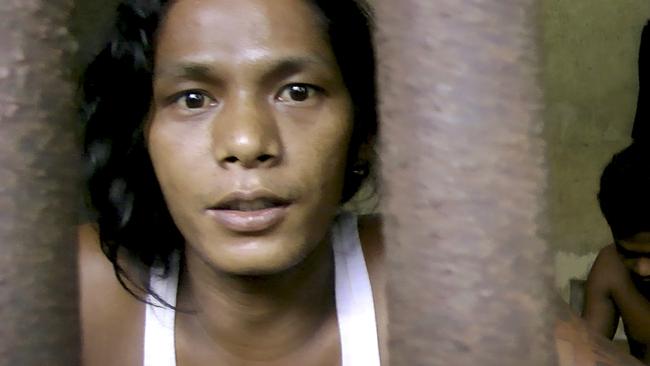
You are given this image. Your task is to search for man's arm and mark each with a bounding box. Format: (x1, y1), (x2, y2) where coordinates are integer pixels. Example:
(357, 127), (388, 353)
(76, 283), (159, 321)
(582, 245), (620, 339)
(557, 295), (644, 366)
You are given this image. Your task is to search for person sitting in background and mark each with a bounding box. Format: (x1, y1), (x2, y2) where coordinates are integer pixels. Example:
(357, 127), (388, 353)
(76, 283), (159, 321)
(583, 142), (650, 364)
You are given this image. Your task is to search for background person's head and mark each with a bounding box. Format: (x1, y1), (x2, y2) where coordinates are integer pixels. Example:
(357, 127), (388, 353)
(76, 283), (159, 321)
(598, 142), (650, 280)
(81, 0), (376, 288)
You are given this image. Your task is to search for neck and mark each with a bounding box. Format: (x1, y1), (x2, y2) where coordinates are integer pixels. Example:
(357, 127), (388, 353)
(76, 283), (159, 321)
(176, 236), (337, 362)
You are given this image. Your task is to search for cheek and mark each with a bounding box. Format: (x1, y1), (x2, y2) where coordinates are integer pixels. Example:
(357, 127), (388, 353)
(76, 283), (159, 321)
(147, 124), (206, 208)
(147, 136), (208, 243)
(296, 117), (352, 191)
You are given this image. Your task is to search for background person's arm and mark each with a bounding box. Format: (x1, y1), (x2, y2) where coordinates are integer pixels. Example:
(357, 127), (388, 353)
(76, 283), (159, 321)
(582, 245), (620, 340)
(557, 296), (644, 366)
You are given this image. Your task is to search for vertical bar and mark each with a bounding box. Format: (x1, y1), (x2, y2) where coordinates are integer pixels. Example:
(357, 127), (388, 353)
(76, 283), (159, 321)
(375, 1), (557, 365)
(0, 1), (79, 365)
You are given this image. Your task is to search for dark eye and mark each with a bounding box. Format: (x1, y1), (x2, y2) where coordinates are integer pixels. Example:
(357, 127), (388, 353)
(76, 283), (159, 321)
(276, 84), (321, 105)
(288, 85), (309, 101)
(174, 91), (216, 110)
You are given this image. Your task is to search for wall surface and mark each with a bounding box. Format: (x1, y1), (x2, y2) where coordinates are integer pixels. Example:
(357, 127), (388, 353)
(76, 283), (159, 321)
(542, 0), (650, 302)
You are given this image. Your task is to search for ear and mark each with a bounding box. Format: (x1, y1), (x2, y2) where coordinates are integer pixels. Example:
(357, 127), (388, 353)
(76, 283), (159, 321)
(355, 137), (376, 165)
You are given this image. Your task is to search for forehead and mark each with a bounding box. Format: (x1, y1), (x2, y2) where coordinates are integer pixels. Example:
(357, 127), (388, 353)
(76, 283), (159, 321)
(156, 0), (333, 68)
(618, 232), (650, 254)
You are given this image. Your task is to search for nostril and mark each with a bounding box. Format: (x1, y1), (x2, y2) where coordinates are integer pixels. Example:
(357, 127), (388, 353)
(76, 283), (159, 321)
(258, 154), (273, 163)
(224, 156), (238, 163)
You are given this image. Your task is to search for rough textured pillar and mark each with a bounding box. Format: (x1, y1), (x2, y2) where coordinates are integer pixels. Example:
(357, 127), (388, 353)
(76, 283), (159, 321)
(375, 1), (557, 365)
(0, 1), (79, 365)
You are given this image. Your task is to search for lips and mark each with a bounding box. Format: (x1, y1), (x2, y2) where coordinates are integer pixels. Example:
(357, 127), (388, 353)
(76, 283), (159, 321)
(216, 197), (288, 211)
(207, 190), (291, 233)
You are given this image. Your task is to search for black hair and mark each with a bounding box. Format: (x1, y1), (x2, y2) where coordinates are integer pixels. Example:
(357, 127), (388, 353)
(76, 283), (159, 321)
(598, 142), (650, 241)
(80, 0), (377, 297)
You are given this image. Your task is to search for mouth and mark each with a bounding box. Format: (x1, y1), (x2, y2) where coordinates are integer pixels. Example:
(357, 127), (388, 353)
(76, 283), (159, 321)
(215, 197), (289, 211)
(207, 191), (292, 233)
(631, 273), (650, 283)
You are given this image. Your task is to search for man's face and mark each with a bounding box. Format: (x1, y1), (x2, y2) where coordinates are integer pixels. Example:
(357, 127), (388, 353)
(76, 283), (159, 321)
(616, 232), (650, 284)
(146, 0), (354, 275)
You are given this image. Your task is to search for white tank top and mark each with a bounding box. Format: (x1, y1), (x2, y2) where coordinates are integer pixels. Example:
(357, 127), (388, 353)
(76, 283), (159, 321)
(144, 212), (381, 366)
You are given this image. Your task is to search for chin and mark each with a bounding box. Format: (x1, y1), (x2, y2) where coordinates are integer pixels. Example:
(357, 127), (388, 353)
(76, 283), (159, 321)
(208, 240), (313, 277)
(218, 258), (307, 277)
(227, 265), (295, 277)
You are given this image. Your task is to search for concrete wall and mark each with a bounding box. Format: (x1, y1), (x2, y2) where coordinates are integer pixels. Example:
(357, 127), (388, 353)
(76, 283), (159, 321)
(542, 0), (650, 302)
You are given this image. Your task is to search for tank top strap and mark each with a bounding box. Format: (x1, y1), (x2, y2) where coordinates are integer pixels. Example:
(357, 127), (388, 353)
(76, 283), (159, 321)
(144, 252), (179, 366)
(332, 211), (381, 366)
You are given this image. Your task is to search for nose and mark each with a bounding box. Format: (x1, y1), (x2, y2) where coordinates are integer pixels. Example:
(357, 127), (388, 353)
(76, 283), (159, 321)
(211, 95), (282, 169)
(635, 258), (650, 278)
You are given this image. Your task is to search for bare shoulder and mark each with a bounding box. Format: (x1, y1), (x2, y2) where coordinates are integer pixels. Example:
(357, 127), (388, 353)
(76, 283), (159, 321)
(78, 223), (138, 311)
(78, 224), (115, 291)
(357, 213), (384, 265)
(595, 244), (620, 265)
(357, 213), (385, 299)
(587, 244), (626, 289)
(357, 213), (385, 291)
(78, 224), (145, 366)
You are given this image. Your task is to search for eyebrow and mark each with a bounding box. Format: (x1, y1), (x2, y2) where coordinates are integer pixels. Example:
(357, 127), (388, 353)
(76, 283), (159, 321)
(615, 242), (650, 258)
(261, 56), (331, 84)
(154, 56), (335, 84)
(154, 62), (222, 84)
